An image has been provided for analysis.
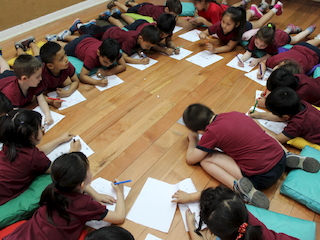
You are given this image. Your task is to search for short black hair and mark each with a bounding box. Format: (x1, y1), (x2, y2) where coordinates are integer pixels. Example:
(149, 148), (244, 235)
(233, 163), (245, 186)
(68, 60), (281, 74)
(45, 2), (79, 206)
(99, 38), (121, 62)
(266, 87), (302, 117)
(157, 13), (176, 34)
(267, 68), (299, 91)
(85, 226), (134, 240)
(13, 54), (42, 79)
(165, 0), (182, 15)
(0, 92), (13, 115)
(183, 103), (214, 132)
(40, 41), (62, 64)
(140, 25), (160, 44)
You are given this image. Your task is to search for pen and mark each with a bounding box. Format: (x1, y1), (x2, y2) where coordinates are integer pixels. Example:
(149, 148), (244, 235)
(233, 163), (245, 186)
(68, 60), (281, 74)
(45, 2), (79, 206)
(114, 180), (132, 185)
(252, 100), (258, 113)
(140, 52), (147, 58)
(262, 89), (267, 97)
(259, 63), (262, 75)
(47, 97), (65, 102)
(236, 55), (243, 65)
(174, 46), (183, 50)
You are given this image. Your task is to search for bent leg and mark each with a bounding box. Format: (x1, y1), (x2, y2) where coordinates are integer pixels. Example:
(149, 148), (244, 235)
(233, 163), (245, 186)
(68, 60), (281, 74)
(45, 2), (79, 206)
(250, 10), (275, 29)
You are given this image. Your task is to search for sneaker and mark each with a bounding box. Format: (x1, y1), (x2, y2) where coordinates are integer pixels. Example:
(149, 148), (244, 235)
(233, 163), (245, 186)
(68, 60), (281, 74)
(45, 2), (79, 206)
(83, 19), (97, 27)
(286, 23), (302, 34)
(111, 8), (122, 18)
(273, 1), (283, 16)
(250, 4), (263, 18)
(99, 10), (112, 20)
(286, 152), (320, 173)
(57, 30), (71, 41)
(259, 2), (269, 12)
(233, 178), (269, 209)
(314, 33), (320, 40)
(0, 47), (2, 56)
(14, 36), (36, 51)
(306, 24), (316, 34)
(125, 0), (135, 7)
(107, 0), (117, 9)
(45, 34), (58, 42)
(69, 18), (82, 34)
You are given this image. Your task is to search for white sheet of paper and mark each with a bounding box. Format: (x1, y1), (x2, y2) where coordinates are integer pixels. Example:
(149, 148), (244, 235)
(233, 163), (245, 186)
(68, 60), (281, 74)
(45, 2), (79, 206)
(47, 87), (86, 110)
(127, 53), (158, 70)
(245, 69), (272, 86)
(169, 48), (193, 60)
(186, 50), (223, 68)
(249, 107), (287, 134)
(178, 29), (202, 42)
(255, 90), (264, 100)
(177, 117), (185, 126)
(46, 135), (94, 161)
(33, 106), (65, 132)
(173, 26), (183, 34)
(90, 74), (124, 91)
(126, 177), (177, 233)
(145, 233), (163, 240)
(86, 177), (131, 229)
(226, 54), (255, 72)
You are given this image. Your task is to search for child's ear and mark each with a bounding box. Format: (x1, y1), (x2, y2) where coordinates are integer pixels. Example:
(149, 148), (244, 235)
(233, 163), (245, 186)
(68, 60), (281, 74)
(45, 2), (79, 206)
(282, 115), (291, 121)
(96, 49), (101, 57)
(80, 181), (85, 189)
(137, 35), (143, 43)
(235, 22), (240, 28)
(46, 63), (54, 70)
(164, 7), (169, 13)
(20, 75), (28, 81)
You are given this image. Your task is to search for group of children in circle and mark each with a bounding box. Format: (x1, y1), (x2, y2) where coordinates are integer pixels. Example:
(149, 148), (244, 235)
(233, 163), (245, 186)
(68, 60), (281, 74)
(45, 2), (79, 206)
(1, 0), (320, 239)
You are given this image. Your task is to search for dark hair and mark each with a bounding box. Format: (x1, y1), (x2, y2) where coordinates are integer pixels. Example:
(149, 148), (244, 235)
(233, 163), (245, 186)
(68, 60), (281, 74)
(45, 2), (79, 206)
(40, 152), (89, 225)
(183, 103), (214, 132)
(199, 186), (263, 240)
(40, 41), (62, 64)
(267, 68), (299, 91)
(191, 0), (219, 3)
(223, 7), (247, 40)
(256, 23), (276, 45)
(99, 38), (121, 62)
(279, 60), (302, 74)
(266, 87), (302, 117)
(140, 25), (161, 45)
(0, 109), (42, 162)
(165, 0), (182, 15)
(0, 92), (13, 116)
(85, 226), (135, 240)
(13, 54), (42, 79)
(157, 13), (176, 34)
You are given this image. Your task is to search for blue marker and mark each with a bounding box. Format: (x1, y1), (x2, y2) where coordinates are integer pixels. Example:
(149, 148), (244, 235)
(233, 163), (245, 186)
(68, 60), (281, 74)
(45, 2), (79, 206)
(114, 180), (132, 185)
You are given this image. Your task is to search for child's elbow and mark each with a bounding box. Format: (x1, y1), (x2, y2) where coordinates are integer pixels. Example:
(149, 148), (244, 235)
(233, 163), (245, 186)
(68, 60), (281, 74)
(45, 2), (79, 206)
(113, 215), (126, 224)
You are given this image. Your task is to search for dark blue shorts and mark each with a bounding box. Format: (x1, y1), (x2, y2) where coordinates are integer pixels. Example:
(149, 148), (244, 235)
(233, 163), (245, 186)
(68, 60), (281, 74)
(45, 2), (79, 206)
(243, 152), (286, 190)
(0, 70), (14, 79)
(127, 3), (148, 13)
(64, 34), (94, 57)
(297, 42), (320, 60)
(124, 19), (148, 31)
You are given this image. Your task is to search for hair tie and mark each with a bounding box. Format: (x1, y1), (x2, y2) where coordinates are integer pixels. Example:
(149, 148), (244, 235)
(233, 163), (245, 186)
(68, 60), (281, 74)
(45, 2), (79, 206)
(5, 113), (9, 117)
(267, 23), (273, 28)
(236, 222), (248, 240)
(20, 121), (24, 124)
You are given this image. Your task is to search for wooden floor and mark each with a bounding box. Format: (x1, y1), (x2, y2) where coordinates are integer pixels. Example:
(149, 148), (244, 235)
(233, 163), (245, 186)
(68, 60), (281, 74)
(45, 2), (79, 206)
(1, 0), (320, 239)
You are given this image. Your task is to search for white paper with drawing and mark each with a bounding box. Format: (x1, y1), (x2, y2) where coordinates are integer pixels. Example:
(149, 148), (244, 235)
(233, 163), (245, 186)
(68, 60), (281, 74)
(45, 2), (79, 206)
(46, 135), (94, 161)
(186, 50), (223, 68)
(86, 177), (131, 229)
(33, 106), (65, 132)
(178, 29), (202, 42)
(127, 53), (158, 70)
(169, 48), (193, 60)
(226, 54), (255, 72)
(245, 69), (272, 86)
(145, 234), (163, 240)
(47, 86), (86, 110)
(90, 74), (124, 91)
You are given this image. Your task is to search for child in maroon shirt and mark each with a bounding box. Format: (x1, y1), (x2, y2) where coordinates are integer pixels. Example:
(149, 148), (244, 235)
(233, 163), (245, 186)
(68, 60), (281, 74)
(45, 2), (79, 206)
(4, 152), (126, 240)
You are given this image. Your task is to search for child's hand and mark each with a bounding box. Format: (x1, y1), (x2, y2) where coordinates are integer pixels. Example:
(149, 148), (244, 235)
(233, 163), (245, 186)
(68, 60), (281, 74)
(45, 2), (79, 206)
(164, 47), (175, 55)
(59, 132), (74, 143)
(52, 99), (63, 108)
(257, 71), (264, 79)
(69, 139), (81, 152)
(56, 88), (69, 98)
(249, 59), (260, 67)
(198, 32), (208, 40)
(140, 58), (150, 65)
(187, 132), (199, 142)
(172, 190), (192, 203)
(97, 78), (108, 87)
(206, 43), (215, 53)
(174, 48), (180, 55)
(185, 209), (196, 225)
(257, 97), (266, 108)
(44, 116), (54, 126)
(112, 179), (124, 194)
(94, 193), (117, 205)
(248, 110), (262, 119)
(238, 60), (244, 67)
(190, 16), (205, 25)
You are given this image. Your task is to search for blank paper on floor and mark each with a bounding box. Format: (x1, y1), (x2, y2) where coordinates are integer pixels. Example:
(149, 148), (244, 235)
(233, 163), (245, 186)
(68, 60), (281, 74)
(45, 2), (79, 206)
(90, 74), (124, 91)
(186, 50), (223, 68)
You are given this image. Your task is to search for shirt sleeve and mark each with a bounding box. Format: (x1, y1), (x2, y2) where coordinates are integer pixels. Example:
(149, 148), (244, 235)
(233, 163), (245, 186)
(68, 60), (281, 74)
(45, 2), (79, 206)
(79, 196), (109, 222)
(208, 22), (220, 35)
(30, 148), (51, 173)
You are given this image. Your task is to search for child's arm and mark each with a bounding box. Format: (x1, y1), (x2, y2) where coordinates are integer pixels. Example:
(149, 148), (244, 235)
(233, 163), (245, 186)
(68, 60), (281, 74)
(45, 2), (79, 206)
(186, 209), (204, 240)
(98, 56), (126, 76)
(102, 181), (126, 224)
(166, 37), (180, 55)
(56, 73), (80, 98)
(250, 54), (271, 67)
(172, 190), (201, 203)
(239, 50), (252, 67)
(38, 133), (79, 154)
(79, 67), (108, 87)
(257, 60), (267, 79)
(199, 29), (210, 40)
(190, 17), (213, 27)
(152, 44), (174, 55)
(122, 52), (149, 65)
(84, 185), (117, 205)
(256, 123), (291, 144)
(36, 93), (53, 125)
(186, 132), (208, 164)
(249, 111), (285, 122)
(206, 40), (238, 54)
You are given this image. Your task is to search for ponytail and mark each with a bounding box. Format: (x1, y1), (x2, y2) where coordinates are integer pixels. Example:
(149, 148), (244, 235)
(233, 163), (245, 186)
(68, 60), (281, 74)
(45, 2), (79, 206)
(0, 109), (42, 162)
(40, 152), (89, 225)
(223, 7), (247, 40)
(256, 23), (276, 45)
